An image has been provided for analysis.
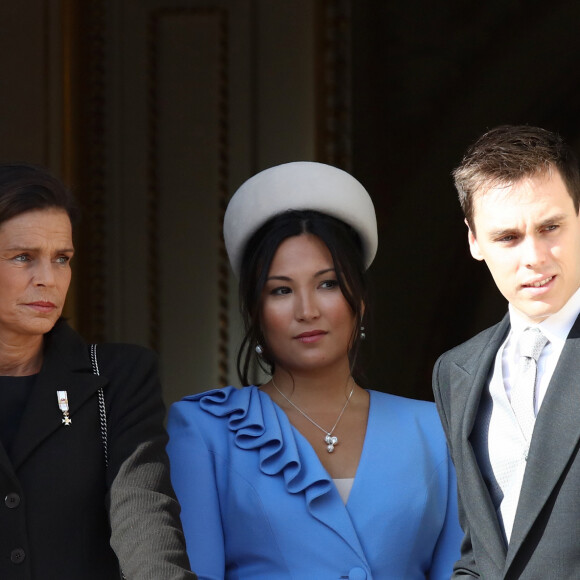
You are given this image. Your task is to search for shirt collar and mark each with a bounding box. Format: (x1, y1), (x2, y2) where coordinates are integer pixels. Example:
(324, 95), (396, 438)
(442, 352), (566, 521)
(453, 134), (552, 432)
(509, 285), (580, 345)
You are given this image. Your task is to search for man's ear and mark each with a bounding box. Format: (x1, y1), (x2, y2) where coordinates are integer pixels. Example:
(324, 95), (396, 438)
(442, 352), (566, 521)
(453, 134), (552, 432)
(466, 219), (484, 261)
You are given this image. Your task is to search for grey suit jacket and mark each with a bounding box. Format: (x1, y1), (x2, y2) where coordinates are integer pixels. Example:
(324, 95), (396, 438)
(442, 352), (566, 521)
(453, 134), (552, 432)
(433, 313), (580, 579)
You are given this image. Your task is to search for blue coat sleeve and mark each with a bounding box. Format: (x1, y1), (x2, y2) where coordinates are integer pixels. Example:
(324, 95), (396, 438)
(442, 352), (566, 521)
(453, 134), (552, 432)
(429, 446), (465, 579)
(167, 401), (225, 580)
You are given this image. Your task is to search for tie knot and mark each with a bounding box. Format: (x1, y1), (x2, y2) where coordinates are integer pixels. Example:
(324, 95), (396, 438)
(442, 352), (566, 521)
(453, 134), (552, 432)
(519, 327), (548, 361)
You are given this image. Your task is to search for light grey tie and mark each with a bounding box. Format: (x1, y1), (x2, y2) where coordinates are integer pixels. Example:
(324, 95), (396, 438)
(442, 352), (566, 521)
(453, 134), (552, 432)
(511, 327), (548, 442)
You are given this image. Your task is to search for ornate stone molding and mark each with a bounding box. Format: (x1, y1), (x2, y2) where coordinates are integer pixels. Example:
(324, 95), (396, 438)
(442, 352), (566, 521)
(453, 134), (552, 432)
(147, 6), (230, 385)
(317, 0), (352, 170)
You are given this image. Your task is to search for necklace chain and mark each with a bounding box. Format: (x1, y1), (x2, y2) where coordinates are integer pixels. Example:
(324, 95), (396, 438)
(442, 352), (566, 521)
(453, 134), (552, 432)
(271, 377), (355, 453)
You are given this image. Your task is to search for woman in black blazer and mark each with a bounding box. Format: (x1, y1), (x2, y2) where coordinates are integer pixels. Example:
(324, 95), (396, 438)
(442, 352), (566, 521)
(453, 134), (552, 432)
(0, 163), (195, 579)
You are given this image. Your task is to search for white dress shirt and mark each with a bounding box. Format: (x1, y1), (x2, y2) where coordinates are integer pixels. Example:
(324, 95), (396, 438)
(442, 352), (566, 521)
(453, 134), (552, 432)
(504, 285), (580, 415)
(485, 285), (580, 541)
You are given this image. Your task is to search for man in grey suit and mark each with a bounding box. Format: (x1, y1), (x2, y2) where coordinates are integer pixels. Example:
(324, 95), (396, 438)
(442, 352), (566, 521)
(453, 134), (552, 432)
(433, 125), (580, 579)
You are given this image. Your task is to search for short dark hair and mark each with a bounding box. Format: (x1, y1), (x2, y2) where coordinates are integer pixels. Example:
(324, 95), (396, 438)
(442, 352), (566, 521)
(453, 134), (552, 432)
(0, 163), (79, 228)
(237, 210), (368, 386)
(453, 125), (580, 232)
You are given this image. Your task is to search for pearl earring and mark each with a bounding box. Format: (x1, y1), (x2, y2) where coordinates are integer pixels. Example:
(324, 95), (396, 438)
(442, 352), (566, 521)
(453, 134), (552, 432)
(360, 326), (366, 340)
(255, 344), (263, 355)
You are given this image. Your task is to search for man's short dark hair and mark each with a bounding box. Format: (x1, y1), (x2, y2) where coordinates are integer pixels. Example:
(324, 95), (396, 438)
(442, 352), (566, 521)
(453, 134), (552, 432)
(453, 125), (580, 232)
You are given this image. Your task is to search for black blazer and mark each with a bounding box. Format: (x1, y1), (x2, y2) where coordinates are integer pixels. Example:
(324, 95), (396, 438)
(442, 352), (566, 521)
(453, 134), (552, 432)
(433, 313), (580, 579)
(0, 319), (195, 580)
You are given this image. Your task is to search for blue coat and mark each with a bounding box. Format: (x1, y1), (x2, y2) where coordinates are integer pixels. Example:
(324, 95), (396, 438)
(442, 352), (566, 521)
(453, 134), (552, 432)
(167, 386), (462, 579)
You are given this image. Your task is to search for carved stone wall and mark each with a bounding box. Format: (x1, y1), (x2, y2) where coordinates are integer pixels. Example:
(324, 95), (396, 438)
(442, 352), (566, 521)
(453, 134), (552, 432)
(83, 0), (335, 402)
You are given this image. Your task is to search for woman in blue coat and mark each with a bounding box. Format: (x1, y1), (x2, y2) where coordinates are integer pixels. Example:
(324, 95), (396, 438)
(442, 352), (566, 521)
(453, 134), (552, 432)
(167, 162), (462, 579)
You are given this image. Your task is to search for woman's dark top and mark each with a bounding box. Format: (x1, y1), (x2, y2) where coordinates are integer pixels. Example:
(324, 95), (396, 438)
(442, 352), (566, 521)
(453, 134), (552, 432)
(0, 375), (36, 456)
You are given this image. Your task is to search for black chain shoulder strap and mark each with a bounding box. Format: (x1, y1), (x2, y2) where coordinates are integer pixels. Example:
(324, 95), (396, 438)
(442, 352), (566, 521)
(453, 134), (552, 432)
(89, 344), (126, 579)
(89, 344), (109, 467)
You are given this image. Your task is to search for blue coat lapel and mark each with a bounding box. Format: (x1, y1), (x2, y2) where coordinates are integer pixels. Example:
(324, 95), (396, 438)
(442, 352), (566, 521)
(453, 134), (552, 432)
(306, 485), (369, 563)
(292, 424), (369, 564)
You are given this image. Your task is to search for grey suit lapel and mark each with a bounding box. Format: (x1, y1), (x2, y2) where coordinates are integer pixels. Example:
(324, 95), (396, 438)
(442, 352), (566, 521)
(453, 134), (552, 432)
(453, 315), (511, 572)
(506, 314), (580, 570)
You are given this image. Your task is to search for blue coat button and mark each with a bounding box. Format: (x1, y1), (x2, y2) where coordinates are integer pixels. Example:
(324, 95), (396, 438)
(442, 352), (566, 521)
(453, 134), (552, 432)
(348, 567), (367, 580)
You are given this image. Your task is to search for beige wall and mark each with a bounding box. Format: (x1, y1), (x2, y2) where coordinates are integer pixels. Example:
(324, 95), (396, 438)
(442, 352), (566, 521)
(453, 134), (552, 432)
(103, 0), (320, 402)
(0, 0), (329, 405)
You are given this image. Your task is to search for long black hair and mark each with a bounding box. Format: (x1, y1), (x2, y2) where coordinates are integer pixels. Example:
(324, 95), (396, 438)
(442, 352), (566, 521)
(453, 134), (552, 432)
(237, 209), (369, 386)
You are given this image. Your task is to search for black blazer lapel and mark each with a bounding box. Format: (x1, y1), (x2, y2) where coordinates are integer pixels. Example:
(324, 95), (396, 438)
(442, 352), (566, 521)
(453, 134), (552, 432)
(10, 321), (107, 471)
(506, 314), (580, 570)
(452, 315), (511, 572)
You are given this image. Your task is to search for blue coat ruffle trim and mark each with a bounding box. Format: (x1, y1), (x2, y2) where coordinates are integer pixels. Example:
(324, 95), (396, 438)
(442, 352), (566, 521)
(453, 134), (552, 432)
(186, 386), (335, 507)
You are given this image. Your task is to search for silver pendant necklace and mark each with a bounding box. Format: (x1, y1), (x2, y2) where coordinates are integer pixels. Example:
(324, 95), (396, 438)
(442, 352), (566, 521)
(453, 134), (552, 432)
(271, 377), (355, 453)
